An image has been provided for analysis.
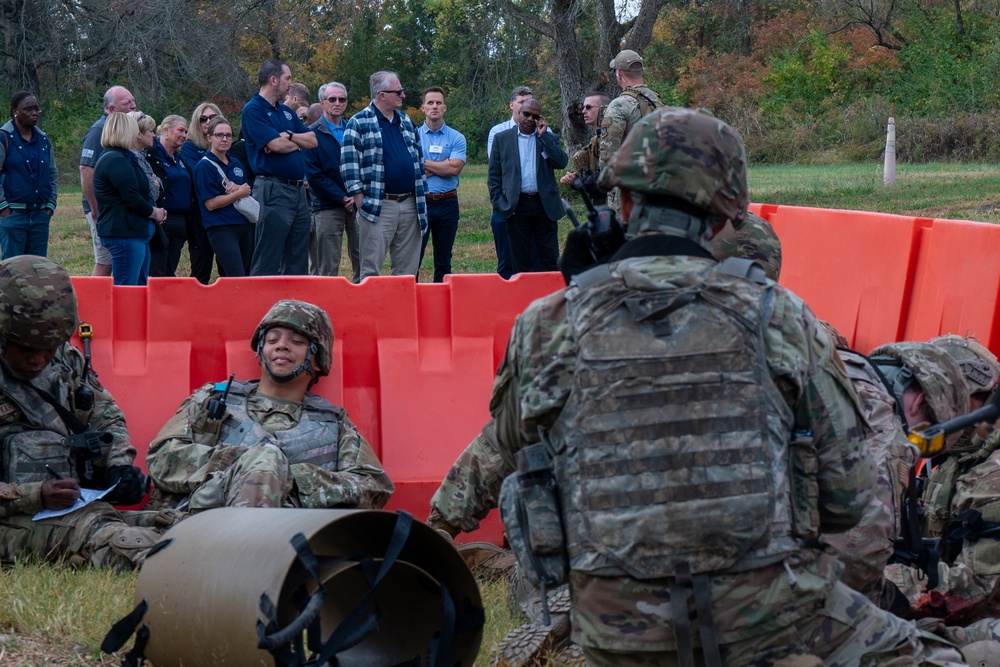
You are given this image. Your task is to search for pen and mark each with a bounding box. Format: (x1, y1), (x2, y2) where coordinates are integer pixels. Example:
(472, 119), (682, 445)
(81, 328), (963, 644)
(45, 465), (64, 480)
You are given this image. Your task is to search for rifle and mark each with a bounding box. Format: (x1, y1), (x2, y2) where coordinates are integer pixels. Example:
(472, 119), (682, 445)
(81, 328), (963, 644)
(907, 386), (1000, 457)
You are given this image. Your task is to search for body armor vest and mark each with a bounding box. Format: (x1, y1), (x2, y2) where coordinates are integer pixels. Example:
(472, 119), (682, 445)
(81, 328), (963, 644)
(1, 344), (90, 483)
(215, 381), (343, 471)
(550, 261), (797, 579)
(619, 87), (662, 119)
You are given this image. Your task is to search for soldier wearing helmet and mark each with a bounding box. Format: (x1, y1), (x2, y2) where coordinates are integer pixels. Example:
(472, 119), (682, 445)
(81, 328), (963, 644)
(885, 335), (1000, 625)
(146, 299), (393, 512)
(435, 107), (968, 666)
(821, 341), (968, 616)
(0, 255), (160, 570)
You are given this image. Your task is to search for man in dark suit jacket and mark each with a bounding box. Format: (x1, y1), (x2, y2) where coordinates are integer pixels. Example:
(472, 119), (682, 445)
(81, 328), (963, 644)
(488, 98), (569, 274)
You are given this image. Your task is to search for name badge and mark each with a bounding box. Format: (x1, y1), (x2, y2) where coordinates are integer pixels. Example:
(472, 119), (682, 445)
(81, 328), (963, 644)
(429, 145), (444, 154)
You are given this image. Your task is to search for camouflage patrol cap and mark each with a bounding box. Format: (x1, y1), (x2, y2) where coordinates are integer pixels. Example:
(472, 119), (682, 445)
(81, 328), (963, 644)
(250, 300), (334, 377)
(707, 212), (782, 281)
(597, 106), (749, 232)
(929, 334), (1000, 396)
(870, 341), (970, 426)
(0, 255), (78, 349)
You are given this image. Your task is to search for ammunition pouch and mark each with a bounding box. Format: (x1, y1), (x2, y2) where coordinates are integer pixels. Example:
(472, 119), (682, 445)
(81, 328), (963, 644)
(788, 429), (820, 541)
(499, 444), (568, 592)
(2, 430), (73, 483)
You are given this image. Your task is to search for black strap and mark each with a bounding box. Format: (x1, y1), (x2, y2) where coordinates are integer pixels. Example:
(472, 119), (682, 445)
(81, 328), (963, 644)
(669, 564), (695, 667)
(21, 380), (89, 434)
(101, 598), (149, 654)
(692, 573), (722, 667)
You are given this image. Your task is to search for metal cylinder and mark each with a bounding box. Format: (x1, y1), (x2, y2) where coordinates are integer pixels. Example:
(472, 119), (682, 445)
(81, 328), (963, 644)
(134, 508), (483, 666)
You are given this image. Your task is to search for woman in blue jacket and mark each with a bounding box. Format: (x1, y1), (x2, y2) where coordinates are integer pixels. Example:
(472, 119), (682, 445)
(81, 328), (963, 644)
(194, 118), (253, 277)
(94, 112), (167, 285)
(0, 92), (58, 258)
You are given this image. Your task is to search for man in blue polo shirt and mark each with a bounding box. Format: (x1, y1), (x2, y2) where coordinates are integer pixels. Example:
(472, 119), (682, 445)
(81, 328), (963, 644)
(417, 87), (466, 283)
(340, 71), (427, 280)
(241, 58), (317, 276)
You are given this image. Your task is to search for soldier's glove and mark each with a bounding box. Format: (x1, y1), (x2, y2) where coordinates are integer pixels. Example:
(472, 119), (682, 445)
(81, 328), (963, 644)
(103, 465), (151, 506)
(559, 226), (599, 285)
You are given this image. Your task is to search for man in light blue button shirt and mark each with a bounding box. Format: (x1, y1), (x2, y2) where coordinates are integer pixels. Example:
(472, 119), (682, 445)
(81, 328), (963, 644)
(418, 87), (467, 282)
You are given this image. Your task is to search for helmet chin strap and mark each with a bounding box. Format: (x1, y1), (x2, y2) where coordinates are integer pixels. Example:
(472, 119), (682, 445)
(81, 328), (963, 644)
(257, 338), (318, 385)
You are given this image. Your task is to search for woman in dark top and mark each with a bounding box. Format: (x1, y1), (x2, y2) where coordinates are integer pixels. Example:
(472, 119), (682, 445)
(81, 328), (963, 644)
(94, 112), (167, 285)
(146, 114), (192, 277)
(180, 102), (223, 283)
(193, 118), (253, 277)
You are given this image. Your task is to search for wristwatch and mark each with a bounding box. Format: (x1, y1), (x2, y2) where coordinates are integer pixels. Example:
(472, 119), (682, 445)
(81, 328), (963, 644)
(286, 130), (294, 140)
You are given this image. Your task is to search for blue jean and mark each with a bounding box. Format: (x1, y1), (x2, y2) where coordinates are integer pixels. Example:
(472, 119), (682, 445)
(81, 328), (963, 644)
(105, 223), (152, 285)
(419, 197), (460, 282)
(0, 208), (51, 259)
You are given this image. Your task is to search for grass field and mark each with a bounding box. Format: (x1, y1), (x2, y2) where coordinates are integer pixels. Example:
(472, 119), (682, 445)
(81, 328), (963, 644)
(3, 161), (1000, 666)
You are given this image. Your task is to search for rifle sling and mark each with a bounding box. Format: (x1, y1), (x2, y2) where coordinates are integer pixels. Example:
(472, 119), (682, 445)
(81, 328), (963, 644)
(20, 380), (89, 434)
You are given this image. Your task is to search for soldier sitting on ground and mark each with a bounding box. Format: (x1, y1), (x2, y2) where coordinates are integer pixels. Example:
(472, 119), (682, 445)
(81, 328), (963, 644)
(146, 299), (393, 511)
(0, 255), (163, 570)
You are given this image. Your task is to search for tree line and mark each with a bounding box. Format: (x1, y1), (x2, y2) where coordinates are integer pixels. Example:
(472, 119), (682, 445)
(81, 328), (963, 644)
(4, 0), (1000, 179)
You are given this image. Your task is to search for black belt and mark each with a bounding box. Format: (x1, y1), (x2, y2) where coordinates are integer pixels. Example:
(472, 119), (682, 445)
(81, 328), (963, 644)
(260, 175), (305, 187)
(426, 190), (457, 201)
(384, 192), (413, 202)
(520, 192), (540, 200)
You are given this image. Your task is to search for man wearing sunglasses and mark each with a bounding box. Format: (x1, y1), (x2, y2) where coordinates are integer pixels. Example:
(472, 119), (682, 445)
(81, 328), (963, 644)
(487, 97), (568, 274)
(241, 58), (318, 277)
(79, 85), (137, 278)
(560, 91), (611, 204)
(340, 71), (427, 280)
(305, 82), (360, 282)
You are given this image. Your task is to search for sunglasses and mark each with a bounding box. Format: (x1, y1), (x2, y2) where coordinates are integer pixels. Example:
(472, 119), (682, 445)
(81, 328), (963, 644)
(582, 104), (599, 110)
(326, 96), (347, 103)
(200, 113), (219, 123)
(380, 89), (405, 96)
(521, 111), (542, 120)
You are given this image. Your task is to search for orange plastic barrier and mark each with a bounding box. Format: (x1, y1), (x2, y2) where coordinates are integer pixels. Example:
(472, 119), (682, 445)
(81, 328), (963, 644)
(753, 204), (927, 352)
(71, 272), (564, 544)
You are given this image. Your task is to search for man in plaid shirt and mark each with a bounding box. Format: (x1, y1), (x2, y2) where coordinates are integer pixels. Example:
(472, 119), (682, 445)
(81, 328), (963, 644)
(340, 71), (427, 279)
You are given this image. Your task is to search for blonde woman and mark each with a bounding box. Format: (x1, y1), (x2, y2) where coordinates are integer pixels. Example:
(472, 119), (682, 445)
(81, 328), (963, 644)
(181, 102), (223, 283)
(94, 112), (167, 285)
(146, 114), (192, 277)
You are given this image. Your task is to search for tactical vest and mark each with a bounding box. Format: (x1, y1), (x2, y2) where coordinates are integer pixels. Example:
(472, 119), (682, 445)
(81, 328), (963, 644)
(0, 344), (91, 483)
(549, 259), (798, 580)
(215, 381), (343, 471)
(619, 86), (662, 119)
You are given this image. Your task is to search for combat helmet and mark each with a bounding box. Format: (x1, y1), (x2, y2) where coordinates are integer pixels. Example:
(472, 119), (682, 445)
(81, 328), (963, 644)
(869, 341), (970, 428)
(250, 300), (334, 383)
(707, 212), (782, 281)
(0, 255), (77, 349)
(929, 334), (999, 399)
(597, 106), (749, 241)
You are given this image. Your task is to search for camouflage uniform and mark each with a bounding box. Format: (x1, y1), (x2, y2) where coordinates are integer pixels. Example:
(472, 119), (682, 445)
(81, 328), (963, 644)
(146, 300), (393, 512)
(0, 255), (161, 571)
(598, 84), (662, 214)
(821, 343), (967, 611)
(489, 108), (964, 666)
(885, 336), (1000, 625)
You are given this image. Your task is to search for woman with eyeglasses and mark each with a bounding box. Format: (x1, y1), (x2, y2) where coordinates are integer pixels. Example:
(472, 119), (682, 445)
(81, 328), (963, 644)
(94, 112), (167, 285)
(181, 102), (223, 283)
(145, 115), (192, 277)
(0, 91), (58, 259)
(193, 117), (253, 277)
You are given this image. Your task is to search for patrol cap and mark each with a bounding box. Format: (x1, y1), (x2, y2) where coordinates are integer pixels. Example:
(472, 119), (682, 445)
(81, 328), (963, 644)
(598, 106), (749, 233)
(251, 300), (334, 377)
(929, 334), (1000, 397)
(707, 212), (782, 281)
(869, 341), (970, 426)
(0, 255), (78, 349)
(610, 50), (643, 72)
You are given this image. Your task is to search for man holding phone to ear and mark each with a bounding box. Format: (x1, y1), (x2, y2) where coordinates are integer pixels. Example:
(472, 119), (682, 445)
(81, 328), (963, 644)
(487, 98), (568, 274)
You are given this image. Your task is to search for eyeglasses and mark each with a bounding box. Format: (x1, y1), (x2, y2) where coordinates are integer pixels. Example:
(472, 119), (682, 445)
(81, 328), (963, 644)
(380, 89), (405, 96)
(200, 114), (219, 123)
(582, 104), (599, 110)
(212, 132), (233, 139)
(326, 96), (347, 103)
(521, 111), (542, 120)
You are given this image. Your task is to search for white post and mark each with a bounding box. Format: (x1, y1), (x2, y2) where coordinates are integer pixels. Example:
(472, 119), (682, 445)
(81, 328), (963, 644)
(884, 117), (896, 186)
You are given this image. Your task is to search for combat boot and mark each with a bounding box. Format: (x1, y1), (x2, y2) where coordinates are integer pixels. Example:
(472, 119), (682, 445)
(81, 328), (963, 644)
(494, 587), (572, 667)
